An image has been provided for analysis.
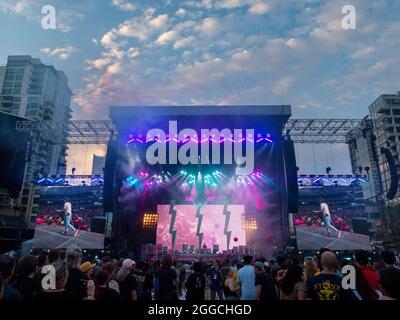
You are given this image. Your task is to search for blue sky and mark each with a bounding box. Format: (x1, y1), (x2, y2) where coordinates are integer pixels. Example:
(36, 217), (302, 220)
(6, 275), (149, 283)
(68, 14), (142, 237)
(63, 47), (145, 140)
(0, 0), (399, 174)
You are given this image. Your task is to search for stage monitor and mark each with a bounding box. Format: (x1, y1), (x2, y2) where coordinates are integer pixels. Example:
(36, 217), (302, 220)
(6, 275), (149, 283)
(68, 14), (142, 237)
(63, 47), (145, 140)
(295, 185), (372, 251)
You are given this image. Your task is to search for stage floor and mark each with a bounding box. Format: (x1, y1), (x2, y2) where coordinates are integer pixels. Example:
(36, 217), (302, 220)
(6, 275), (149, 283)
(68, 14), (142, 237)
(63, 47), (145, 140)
(296, 224), (371, 251)
(33, 224), (105, 249)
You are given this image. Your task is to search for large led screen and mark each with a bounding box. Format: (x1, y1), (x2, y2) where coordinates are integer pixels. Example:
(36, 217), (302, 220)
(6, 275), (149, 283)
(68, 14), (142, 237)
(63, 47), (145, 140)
(156, 204), (246, 251)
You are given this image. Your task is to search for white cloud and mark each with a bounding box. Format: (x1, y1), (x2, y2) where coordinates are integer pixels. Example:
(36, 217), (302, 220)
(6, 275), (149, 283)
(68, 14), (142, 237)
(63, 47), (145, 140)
(198, 17), (220, 36)
(216, 0), (247, 9)
(173, 36), (195, 49)
(111, 0), (136, 11)
(248, 2), (271, 15)
(185, 0), (213, 9)
(0, 0), (30, 14)
(0, 0), (85, 32)
(100, 31), (117, 47)
(272, 76), (296, 95)
(176, 8), (187, 16)
(127, 47), (140, 59)
(40, 46), (76, 60)
(286, 38), (297, 48)
(351, 47), (375, 59)
(231, 49), (250, 60)
(174, 20), (197, 32)
(148, 14), (169, 29)
(86, 57), (112, 70)
(107, 63), (122, 74)
(100, 10), (170, 46)
(74, 0), (400, 124)
(156, 30), (178, 45)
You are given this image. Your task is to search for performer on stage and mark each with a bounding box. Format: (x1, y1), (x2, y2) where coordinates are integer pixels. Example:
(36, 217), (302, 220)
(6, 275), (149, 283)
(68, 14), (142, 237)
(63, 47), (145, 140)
(63, 197), (78, 237)
(318, 198), (341, 238)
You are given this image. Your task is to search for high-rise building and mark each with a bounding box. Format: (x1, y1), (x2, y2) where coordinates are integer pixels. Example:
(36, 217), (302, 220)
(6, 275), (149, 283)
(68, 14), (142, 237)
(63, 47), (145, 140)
(0, 66), (5, 89)
(0, 55), (72, 182)
(347, 117), (383, 202)
(369, 92), (400, 204)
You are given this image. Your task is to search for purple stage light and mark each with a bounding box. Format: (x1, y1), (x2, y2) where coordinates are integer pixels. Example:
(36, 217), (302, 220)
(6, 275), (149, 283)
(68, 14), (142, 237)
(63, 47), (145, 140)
(126, 134), (273, 144)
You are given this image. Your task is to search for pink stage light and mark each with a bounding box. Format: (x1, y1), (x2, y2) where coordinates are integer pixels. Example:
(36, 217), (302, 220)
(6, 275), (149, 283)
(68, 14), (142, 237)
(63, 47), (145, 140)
(127, 135), (273, 144)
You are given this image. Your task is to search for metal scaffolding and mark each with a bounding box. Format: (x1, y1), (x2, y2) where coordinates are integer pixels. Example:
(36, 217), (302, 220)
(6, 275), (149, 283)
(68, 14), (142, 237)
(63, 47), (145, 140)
(16, 118), (368, 144)
(285, 119), (368, 144)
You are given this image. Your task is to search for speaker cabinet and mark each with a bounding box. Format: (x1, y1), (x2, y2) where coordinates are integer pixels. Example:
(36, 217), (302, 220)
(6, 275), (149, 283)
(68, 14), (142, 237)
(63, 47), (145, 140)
(283, 139), (299, 213)
(90, 216), (106, 234)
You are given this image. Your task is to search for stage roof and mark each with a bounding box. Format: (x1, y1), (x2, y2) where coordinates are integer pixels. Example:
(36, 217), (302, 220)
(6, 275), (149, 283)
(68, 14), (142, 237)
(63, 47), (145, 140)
(110, 105), (291, 119)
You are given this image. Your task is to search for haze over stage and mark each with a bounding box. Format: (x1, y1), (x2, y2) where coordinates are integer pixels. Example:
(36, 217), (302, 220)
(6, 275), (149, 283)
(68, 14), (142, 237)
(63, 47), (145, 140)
(33, 224), (105, 249)
(107, 105), (293, 257)
(296, 224), (371, 251)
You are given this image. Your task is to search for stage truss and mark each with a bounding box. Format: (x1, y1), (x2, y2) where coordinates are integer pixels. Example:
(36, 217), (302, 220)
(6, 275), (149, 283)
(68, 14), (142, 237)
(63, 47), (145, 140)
(15, 119), (370, 144)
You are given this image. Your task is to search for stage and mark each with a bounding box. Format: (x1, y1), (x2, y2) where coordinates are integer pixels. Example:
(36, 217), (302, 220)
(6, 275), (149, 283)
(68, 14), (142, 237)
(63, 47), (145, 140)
(105, 105), (295, 257)
(295, 224), (371, 251)
(33, 224), (105, 249)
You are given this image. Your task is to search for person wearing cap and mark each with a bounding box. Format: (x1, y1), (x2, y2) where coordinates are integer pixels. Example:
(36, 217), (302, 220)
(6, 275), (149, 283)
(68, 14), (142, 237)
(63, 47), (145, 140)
(80, 261), (96, 280)
(116, 259), (137, 301)
(254, 261), (277, 301)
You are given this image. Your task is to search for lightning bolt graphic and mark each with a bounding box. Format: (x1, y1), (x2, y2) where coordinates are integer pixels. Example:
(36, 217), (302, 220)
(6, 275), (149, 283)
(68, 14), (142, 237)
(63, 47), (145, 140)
(169, 201), (177, 252)
(196, 206), (203, 249)
(223, 204), (232, 250)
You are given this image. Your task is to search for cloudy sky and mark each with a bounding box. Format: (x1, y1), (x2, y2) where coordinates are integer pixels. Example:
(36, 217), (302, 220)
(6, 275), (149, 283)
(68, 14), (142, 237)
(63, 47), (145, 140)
(1, 0), (399, 174)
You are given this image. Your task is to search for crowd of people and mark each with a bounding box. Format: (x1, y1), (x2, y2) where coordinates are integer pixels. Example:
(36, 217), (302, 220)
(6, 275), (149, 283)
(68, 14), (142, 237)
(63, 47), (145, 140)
(1, 245), (399, 301)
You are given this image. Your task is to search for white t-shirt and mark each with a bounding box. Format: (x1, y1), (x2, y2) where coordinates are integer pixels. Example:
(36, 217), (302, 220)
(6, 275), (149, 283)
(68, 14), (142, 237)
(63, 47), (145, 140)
(64, 202), (72, 215)
(320, 203), (330, 216)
